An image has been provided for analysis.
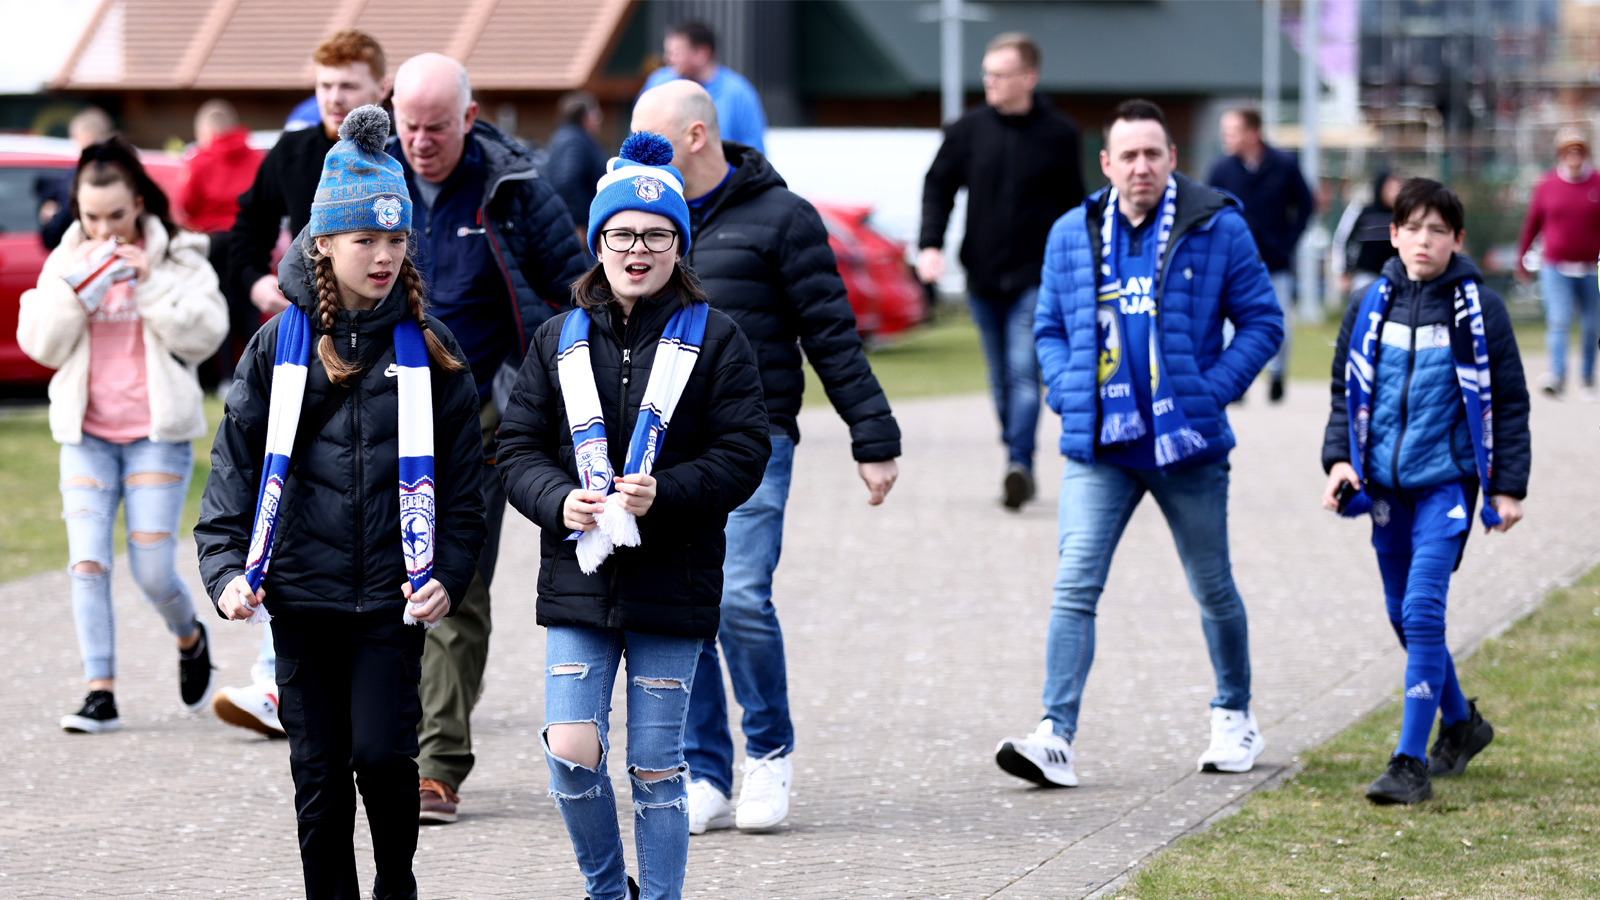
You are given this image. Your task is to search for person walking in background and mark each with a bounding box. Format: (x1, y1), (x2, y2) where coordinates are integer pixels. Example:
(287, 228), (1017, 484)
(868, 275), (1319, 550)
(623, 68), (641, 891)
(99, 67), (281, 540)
(389, 52), (590, 827)
(917, 33), (1085, 509)
(1208, 108), (1312, 403)
(632, 80), (901, 835)
(641, 20), (768, 152)
(197, 106), (487, 899)
(1321, 179), (1529, 804)
(996, 100), (1282, 789)
(1515, 125), (1600, 400)
(546, 91), (609, 236)
(1333, 169), (1402, 302)
(17, 137), (228, 734)
(38, 106), (116, 250)
(210, 28), (393, 740)
(178, 99), (264, 385)
(496, 131), (770, 900)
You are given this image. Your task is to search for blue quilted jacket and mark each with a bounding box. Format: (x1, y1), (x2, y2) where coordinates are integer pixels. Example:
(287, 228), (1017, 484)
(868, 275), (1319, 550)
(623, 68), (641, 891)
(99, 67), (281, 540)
(1035, 174), (1284, 465)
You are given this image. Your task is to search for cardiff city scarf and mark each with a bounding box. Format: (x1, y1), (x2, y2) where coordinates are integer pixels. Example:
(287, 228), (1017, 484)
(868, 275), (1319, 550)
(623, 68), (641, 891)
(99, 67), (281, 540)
(241, 305), (441, 625)
(557, 301), (709, 574)
(1096, 175), (1208, 466)
(1340, 276), (1501, 527)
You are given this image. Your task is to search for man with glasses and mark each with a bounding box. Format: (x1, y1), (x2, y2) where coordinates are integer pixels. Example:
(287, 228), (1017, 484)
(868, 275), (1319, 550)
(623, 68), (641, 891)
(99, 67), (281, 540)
(918, 32), (1086, 510)
(1515, 125), (1600, 400)
(388, 52), (589, 827)
(632, 79), (901, 836)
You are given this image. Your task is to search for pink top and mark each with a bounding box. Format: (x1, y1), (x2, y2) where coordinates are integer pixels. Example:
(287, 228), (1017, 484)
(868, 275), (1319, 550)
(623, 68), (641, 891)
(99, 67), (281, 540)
(1516, 168), (1600, 269)
(80, 246), (150, 443)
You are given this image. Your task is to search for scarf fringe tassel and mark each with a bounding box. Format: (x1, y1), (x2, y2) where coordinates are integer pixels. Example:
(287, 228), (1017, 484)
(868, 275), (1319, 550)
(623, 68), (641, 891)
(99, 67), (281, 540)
(576, 494), (642, 575)
(1099, 411), (1148, 446)
(1154, 429), (1210, 468)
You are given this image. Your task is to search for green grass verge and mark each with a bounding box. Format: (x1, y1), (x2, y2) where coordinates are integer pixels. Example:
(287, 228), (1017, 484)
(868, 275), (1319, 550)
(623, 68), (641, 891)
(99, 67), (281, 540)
(0, 398), (222, 582)
(805, 310), (990, 403)
(1124, 568), (1600, 900)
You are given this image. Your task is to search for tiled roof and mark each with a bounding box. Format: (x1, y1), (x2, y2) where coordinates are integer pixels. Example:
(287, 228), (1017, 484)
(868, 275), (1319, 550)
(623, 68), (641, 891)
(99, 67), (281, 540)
(53, 0), (634, 91)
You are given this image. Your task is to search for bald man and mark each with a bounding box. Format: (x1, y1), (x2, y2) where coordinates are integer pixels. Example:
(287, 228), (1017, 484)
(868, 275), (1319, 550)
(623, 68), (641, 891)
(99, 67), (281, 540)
(390, 52), (589, 825)
(632, 81), (901, 834)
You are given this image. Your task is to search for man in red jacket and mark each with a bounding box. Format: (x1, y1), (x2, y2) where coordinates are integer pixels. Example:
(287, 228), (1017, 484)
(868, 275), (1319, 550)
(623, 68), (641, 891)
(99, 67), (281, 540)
(179, 99), (264, 385)
(1516, 125), (1600, 400)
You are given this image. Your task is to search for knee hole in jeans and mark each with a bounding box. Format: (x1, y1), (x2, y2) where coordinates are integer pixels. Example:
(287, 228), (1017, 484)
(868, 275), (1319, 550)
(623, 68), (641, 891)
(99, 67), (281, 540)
(63, 476), (108, 490)
(125, 472), (181, 487)
(549, 663), (588, 678)
(631, 763), (686, 783)
(632, 676), (685, 698)
(544, 721), (601, 769)
(72, 560), (107, 575)
(129, 531), (171, 546)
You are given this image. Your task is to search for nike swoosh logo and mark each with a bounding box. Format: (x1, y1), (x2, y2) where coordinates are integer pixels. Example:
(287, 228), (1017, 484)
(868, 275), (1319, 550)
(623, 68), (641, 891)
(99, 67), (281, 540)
(385, 364), (399, 377)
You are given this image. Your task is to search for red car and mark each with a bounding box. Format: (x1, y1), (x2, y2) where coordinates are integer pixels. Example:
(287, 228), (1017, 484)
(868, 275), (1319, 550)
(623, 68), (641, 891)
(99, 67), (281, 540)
(0, 135), (186, 387)
(813, 201), (926, 342)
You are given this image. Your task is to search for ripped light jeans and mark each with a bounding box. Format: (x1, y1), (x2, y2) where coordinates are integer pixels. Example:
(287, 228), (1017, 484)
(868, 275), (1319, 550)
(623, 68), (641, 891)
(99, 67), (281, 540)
(60, 435), (196, 681)
(544, 626), (701, 900)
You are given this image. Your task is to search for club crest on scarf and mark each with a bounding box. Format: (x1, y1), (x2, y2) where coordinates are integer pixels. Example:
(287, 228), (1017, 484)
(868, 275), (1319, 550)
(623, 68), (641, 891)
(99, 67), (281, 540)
(399, 476), (435, 582)
(1096, 301), (1123, 387)
(575, 437), (615, 492)
(244, 474), (284, 582)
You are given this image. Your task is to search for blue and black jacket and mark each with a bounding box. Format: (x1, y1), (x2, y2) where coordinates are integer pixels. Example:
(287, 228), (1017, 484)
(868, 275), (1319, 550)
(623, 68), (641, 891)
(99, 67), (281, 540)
(1321, 255), (1530, 499)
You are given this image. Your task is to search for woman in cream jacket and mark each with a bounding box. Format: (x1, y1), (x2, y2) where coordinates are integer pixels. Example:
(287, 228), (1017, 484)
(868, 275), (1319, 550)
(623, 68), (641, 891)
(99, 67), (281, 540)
(17, 136), (227, 734)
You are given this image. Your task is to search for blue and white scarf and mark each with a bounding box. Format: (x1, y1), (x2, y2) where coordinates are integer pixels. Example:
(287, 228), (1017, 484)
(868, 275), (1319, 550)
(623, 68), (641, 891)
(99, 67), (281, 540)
(1096, 175), (1209, 466)
(557, 301), (709, 574)
(1341, 276), (1501, 527)
(242, 305), (441, 626)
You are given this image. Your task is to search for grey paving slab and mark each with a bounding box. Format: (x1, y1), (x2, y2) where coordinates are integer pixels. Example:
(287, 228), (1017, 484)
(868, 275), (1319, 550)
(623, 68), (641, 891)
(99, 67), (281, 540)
(2, 370), (1597, 899)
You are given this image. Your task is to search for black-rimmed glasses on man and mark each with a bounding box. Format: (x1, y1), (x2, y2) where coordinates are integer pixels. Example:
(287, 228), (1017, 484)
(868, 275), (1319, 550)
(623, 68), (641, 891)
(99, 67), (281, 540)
(600, 229), (679, 253)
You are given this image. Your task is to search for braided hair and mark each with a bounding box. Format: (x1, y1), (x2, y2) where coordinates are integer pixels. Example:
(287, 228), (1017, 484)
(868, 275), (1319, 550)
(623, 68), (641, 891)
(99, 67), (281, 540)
(307, 242), (466, 386)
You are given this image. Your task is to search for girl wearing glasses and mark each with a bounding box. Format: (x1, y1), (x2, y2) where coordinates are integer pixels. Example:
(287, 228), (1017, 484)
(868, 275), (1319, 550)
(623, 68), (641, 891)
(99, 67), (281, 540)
(496, 132), (769, 900)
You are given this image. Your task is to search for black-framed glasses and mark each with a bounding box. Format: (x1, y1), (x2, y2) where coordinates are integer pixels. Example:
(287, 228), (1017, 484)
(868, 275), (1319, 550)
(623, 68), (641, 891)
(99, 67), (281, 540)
(600, 229), (678, 253)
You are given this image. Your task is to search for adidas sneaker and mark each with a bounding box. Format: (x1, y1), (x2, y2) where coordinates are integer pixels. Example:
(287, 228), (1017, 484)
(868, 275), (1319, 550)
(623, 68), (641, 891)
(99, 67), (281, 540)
(995, 721), (1077, 787)
(1197, 707), (1264, 773)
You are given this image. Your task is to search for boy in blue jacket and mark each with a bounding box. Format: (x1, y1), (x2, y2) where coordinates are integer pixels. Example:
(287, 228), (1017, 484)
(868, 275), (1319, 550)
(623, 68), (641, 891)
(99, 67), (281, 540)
(1321, 178), (1530, 805)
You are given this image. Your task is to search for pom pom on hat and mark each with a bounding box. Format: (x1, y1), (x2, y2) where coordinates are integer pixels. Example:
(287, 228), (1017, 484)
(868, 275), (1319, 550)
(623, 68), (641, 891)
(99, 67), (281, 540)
(619, 131), (675, 167)
(338, 105), (392, 157)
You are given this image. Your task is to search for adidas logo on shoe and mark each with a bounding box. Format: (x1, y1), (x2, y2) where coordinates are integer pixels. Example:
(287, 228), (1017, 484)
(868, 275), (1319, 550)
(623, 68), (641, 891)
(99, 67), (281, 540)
(1405, 680), (1434, 700)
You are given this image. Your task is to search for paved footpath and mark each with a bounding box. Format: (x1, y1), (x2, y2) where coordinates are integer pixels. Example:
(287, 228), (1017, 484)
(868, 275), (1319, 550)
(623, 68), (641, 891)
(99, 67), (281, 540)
(3, 373), (1599, 899)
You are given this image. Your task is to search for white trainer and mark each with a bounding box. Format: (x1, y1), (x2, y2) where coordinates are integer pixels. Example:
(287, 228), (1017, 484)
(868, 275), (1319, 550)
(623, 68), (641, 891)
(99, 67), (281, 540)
(1197, 707), (1264, 773)
(735, 750), (792, 832)
(211, 681), (286, 738)
(994, 720), (1077, 787)
(687, 778), (733, 835)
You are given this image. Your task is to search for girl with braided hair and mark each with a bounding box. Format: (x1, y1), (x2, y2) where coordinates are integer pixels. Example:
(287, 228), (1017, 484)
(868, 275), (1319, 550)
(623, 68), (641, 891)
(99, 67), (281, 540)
(196, 105), (486, 900)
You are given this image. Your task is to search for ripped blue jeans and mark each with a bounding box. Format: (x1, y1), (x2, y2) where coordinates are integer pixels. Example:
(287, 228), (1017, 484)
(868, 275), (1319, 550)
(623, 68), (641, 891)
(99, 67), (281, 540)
(60, 435), (196, 681)
(543, 626), (700, 900)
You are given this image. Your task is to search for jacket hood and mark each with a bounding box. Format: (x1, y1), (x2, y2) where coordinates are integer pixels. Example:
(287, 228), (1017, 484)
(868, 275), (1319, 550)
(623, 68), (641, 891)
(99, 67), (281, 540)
(279, 229), (409, 339)
(713, 143), (786, 210)
(1086, 172), (1234, 236)
(1379, 251), (1481, 288)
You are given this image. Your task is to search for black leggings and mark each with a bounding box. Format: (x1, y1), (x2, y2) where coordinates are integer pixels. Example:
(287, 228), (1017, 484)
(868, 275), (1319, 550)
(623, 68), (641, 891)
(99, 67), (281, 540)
(271, 611), (426, 900)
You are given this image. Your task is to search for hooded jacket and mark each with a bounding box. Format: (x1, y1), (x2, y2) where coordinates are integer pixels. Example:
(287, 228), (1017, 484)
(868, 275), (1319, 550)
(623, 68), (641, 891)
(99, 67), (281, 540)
(1035, 173), (1284, 465)
(685, 143), (900, 462)
(195, 235), (487, 616)
(18, 216), (229, 445)
(496, 291), (771, 640)
(1207, 143), (1313, 273)
(1321, 254), (1530, 499)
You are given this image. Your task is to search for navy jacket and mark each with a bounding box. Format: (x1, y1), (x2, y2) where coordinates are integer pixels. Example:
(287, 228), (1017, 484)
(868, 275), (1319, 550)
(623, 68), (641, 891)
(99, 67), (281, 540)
(1321, 255), (1530, 499)
(389, 122), (590, 400)
(1035, 174), (1283, 465)
(545, 123), (607, 231)
(1207, 145), (1313, 273)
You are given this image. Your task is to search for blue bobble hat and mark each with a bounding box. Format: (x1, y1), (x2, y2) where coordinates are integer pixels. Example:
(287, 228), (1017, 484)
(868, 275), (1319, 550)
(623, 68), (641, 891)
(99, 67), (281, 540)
(307, 105), (412, 236)
(587, 132), (692, 255)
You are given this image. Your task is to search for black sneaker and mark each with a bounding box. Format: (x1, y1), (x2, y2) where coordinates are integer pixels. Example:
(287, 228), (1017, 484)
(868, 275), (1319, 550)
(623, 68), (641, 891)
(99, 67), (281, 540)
(61, 690), (121, 734)
(1366, 753), (1432, 805)
(586, 876), (638, 900)
(1428, 699), (1494, 778)
(1269, 376), (1285, 403)
(179, 620), (215, 711)
(1002, 464), (1035, 510)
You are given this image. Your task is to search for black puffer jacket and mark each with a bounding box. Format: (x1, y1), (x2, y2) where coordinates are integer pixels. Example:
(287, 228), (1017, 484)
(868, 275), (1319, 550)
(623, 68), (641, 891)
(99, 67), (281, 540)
(196, 236), (487, 615)
(496, 291), (770, 639)
(686, 144), (900, 462)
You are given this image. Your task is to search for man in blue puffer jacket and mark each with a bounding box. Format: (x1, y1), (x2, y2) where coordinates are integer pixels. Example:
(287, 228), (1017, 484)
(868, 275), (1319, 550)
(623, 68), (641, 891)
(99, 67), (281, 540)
(1321, 179), (1529, 805)
(994, 100), (1283, 790)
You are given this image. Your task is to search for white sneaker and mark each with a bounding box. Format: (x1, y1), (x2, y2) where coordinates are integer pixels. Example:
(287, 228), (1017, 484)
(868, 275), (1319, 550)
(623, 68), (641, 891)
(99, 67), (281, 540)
(1583, 384), (1599, 403)
(211, 681), (286, 738)
(1197, 707), (1264, 773)
(687, 778), (733, 835)
(994, 721), (1077, 787)
(735, 750), (792, 831)
(1538, 372), (1564, 397)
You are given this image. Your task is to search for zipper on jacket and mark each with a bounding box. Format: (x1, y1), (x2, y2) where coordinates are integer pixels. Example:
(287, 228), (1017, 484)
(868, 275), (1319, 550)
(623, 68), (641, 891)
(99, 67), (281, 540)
(350, 325), (366, 611)
(1390, 296), (1420, 491)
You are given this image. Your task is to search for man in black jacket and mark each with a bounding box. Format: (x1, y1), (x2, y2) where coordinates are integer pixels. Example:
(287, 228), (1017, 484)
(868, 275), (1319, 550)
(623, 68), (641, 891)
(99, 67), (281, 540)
(632, 80), (901, 835)
(227, 30), (392, 321)
(918, 33), (1085, 509)
(389, 53), (590, 826)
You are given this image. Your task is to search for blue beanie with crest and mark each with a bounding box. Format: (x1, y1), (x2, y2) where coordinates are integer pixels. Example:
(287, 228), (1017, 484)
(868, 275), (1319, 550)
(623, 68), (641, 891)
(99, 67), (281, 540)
(308, 105), (412, 237)
(586, 132), (692, 255)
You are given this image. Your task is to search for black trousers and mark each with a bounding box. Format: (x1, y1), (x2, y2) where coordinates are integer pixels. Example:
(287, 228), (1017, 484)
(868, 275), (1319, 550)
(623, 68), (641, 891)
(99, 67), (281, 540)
(271, 611), (427, 900)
